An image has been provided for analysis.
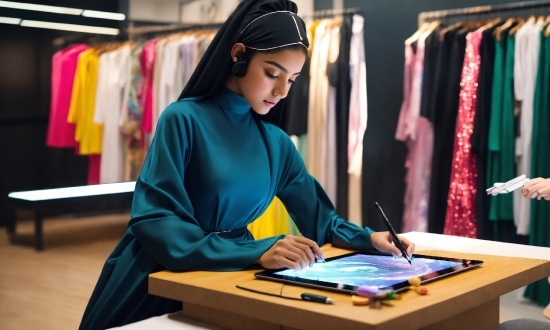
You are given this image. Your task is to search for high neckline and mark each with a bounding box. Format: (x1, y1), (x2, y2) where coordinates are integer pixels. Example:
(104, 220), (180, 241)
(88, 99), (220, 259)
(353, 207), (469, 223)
(210, 86), (251, 115)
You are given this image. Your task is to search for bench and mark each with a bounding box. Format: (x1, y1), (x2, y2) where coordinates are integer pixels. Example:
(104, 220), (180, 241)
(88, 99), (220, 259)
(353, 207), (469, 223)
(7, 182), (135, 251)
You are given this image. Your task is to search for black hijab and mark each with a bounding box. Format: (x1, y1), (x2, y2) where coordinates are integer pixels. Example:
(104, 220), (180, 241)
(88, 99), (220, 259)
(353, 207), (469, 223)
(176, 0), (308, 126)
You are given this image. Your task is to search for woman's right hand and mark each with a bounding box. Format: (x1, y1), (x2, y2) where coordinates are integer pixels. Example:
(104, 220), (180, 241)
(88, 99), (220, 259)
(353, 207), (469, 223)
(255, 235), (325, 270)
(522, 177), (550, 200)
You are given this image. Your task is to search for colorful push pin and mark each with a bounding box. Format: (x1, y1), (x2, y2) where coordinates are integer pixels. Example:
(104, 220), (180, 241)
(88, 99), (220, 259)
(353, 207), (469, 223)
(408, 276), (421, 287)
(356, 285), (379, 297)
(413, 286), (429, 295)
(356, 285), (388, 299)
(351, 295), (370, 306)
(384, 291), (401, 300)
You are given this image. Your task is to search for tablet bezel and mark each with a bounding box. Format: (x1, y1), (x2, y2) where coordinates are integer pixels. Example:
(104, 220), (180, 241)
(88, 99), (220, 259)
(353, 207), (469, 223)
(254, 251), (484, 294)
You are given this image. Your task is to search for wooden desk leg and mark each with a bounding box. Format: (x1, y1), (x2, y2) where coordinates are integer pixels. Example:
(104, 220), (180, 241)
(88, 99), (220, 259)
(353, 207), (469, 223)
(420, 298), (499, 330)
(35, 213), (44, 251)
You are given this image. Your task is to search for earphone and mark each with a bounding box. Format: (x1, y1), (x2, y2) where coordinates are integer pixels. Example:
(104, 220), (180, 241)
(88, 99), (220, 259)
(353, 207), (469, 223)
(231, 53), (248, 78)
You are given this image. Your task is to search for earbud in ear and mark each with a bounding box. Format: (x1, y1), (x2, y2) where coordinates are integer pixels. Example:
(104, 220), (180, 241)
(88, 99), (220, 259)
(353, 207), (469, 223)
(231, 53), (248, 78)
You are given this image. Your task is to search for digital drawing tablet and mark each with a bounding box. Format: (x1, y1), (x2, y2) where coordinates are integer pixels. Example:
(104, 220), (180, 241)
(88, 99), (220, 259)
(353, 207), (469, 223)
(254, 251), (483, 294)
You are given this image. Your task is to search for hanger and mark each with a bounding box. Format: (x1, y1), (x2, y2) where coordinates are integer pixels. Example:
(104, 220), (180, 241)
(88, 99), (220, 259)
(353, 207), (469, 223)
(457, 19), (483, 35)
(405, 21), (430, 45)
(484, 17), (503, 29)
(494, 17), (516, 42)
(509, 17), (525, 35)
(439, 22), (464, 41)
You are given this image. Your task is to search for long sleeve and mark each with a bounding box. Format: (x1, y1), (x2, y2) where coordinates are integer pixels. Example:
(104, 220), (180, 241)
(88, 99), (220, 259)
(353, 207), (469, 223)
(275, 130), (374, 250)
(128, 104), (281, 271)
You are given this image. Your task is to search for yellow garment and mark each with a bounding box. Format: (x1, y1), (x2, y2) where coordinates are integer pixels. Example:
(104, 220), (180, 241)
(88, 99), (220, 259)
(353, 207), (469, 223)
(68, 49), (103, 155)
(248, 197), (294, 239)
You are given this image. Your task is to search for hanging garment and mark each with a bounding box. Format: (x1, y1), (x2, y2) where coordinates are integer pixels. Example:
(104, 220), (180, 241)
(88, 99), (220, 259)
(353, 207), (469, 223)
(471, 23), (502, 240)
(444, 30), (483, 238)
(47, 44), (88, 148)
(247, 197), (292, 239)
(428, 28), (470, 234)
(325, 24), (340, 205)
(158, 39), (181, 120)
(487, 31), (516, 226)
(94, 47), (132, 184)
(332, 14), (353, 219)
(347, 14), (367, 227)
(513, 20), (544, 236)
(67, 49), (103, 156)
(140, 40), (158, 151)
(120, 45), (145, 182)
(307, 20), (330, 189)
(524, 30), (550, 308)
(150, 39), (166, 146)
(396, 26), (433, 232)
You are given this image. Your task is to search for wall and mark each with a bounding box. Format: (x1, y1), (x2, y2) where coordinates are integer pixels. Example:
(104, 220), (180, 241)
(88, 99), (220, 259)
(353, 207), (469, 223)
(129, 0), (313, 24)
(129, 0), (181, 23)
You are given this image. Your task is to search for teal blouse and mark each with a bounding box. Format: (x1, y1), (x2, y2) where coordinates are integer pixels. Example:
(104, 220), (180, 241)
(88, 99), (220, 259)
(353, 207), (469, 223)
(80, 86), (374, 329)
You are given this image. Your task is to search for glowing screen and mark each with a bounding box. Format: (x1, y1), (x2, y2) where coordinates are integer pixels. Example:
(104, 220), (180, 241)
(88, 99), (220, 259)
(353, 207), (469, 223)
(273, 254), (463, 289)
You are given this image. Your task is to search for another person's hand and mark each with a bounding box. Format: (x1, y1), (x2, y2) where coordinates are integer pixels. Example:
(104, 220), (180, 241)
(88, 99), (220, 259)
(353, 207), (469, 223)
(370, 231), (415, 257)
(255, 235), (324, 270)
(521, 177), (550, 200)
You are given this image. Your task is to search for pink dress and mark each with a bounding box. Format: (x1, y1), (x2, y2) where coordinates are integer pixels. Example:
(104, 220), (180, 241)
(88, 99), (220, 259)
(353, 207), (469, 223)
(46, 44), (89, 148)
(396, 33), (434, 233)
(140, 40), (158, 149)
(444, 30), (483, 238)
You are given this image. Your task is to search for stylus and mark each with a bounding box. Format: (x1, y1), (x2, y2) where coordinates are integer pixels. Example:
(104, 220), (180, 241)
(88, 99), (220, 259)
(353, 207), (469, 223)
(375, 202), (412, 266)
(300, 293), (334, 304)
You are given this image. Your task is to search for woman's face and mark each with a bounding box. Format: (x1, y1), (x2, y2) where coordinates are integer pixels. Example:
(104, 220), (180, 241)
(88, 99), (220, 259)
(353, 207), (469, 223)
(229, 48), (306, 115)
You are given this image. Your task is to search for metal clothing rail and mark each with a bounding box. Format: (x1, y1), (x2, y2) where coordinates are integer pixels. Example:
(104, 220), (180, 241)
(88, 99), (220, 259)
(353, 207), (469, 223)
(52, 32), (127, 47)
(418, 0), (550, 26)
(126, 22), (222, 38)
(303, 7), (361, 19)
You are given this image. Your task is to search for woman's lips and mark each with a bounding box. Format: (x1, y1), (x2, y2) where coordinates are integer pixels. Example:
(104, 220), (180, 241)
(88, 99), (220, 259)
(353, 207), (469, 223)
(264, 100), (277, 108)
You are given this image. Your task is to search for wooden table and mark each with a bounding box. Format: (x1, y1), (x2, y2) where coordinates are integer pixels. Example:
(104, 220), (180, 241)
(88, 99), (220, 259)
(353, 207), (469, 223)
(149, 245), (550, 330)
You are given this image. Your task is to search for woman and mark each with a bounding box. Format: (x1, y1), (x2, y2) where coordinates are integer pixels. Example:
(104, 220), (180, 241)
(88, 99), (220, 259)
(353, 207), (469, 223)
(522, 177), (550, 200)
(79, 1), (415, 329)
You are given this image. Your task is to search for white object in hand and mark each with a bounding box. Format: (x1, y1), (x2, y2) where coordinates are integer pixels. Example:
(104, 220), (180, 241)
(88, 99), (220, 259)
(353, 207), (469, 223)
(487, 175), (531, 195)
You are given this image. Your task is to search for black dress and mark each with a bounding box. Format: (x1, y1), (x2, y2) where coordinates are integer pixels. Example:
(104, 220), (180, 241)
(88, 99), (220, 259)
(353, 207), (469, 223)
(427, 26), (466, 234)
(470, 23), (501, 240)
(328, 14), (353, 218)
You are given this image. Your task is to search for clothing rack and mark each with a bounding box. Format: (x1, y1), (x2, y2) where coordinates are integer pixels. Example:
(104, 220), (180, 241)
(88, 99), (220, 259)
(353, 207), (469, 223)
(126, 22), (222, 40)
(52, 32), (128, 47)
(304, 7), (361, 19)
(51, 22), (222, 46)
(418, 0), (550, 26)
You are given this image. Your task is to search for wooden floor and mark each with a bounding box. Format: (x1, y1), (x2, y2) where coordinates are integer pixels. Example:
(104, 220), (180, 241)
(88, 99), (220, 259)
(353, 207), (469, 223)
(0, 213), (129, 330)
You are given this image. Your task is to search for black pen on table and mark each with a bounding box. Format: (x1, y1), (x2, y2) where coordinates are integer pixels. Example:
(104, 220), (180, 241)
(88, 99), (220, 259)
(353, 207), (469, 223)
(375, 202), (412, 265)
(301, 292), (334, 304)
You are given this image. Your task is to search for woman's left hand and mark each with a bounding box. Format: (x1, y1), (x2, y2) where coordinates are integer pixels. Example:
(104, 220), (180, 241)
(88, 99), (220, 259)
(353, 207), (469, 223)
(370, 231), (415, 257)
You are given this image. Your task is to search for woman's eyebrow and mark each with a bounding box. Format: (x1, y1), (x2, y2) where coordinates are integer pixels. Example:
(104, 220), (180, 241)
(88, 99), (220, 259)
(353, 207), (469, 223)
(264, 61), (301, 75)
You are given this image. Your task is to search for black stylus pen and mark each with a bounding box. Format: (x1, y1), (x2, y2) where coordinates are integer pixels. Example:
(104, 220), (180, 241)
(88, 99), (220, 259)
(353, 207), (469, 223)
(301, 293), (334, 304)
(375, 202), (412, 265)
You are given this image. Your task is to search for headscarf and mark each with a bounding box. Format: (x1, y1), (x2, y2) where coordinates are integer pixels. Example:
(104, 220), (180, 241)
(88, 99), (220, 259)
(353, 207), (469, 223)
(177, 0), (308, 107)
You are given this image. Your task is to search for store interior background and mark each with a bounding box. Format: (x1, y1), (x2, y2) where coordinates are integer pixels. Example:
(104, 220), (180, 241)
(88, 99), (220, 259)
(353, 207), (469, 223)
(0, 0), (530, 233)
(0, 0), (549, 328)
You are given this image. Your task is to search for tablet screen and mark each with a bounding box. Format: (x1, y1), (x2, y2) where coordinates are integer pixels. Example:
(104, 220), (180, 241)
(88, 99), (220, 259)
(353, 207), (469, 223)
(255, 252), (483, 293)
